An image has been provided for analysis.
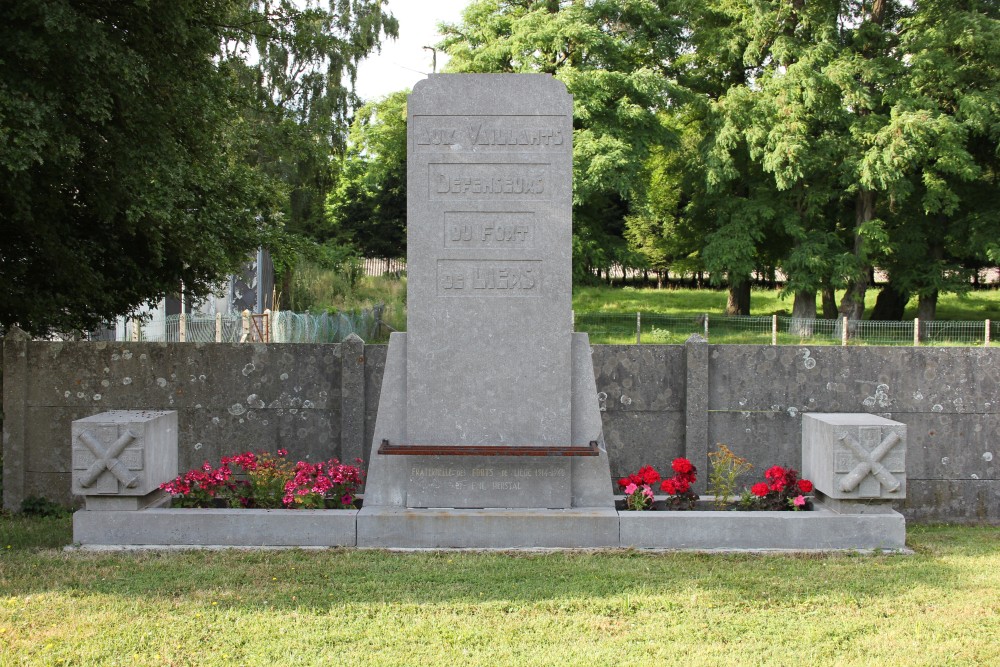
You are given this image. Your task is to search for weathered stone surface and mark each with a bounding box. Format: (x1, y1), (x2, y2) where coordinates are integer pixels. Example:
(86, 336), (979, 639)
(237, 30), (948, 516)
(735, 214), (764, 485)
(406, 457), (571, 508)
(340, 334), (366, 465)
(602, 411), (685, 481)
(591, 345), (685, 412)
(73, 508), (358, 547)
(71, 411), (178, 500)
(618, 503), (907, 551)
(902, 480), (999, 523)
(685, 336), (709, 494)
(802, 413), (906, 501)
(356, 507), (619, 549)
(405, 74), (574, 448)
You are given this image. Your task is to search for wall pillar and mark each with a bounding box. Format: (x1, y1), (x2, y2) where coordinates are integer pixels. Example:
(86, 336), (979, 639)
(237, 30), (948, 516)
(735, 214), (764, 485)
(340, 334), (366, 465)
(684, 335), (709, 495)
(2, 328), (30, 511)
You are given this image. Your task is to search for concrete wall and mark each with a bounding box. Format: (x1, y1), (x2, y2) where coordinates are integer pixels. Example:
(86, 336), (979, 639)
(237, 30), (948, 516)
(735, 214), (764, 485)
(4, 334), (998, 522)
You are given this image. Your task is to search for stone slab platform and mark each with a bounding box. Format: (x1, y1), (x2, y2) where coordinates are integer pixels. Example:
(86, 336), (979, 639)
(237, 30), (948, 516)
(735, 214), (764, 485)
(357, 506), (620, 549)
(73, 508), (358, 547)
(73, 504), (906, 551)
(619, 501), (906, 551)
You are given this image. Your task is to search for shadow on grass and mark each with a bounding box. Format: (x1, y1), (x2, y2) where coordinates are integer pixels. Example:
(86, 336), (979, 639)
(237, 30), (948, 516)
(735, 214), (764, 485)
(0, 516), (997, 613)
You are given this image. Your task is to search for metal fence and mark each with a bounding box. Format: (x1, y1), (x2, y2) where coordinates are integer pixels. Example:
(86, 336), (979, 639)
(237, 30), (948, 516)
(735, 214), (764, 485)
(118, 305), (387, 344)
(574, 312), (996, 347)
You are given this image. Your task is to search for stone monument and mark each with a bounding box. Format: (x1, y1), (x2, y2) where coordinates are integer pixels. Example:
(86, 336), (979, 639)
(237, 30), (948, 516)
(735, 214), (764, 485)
(358, 74), (615, 547)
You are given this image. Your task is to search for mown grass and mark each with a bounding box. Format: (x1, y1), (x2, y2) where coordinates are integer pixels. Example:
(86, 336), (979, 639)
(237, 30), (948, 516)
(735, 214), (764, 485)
(572, 285), (1000, 320)
(1, 516), (997, 666)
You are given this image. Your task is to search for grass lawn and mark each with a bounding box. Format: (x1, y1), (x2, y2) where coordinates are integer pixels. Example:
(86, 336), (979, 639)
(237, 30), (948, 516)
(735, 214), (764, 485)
(1, 515), (997, 666)
(572, 285), (1000, 320)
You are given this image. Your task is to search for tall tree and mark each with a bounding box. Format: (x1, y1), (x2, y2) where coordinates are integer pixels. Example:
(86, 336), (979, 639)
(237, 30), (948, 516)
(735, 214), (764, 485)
(326, 90), (408, 259)
(439, 0), (683, 281)
(1, 0), (277, 335)
(0, 0), (396, 335)
(222, 0), (398, 241)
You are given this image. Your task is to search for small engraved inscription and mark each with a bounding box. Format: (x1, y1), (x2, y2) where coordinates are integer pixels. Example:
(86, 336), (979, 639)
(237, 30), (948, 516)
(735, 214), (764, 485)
(429, 164), (550, 200)
(437, 260), (541, 297)
(413, 115), (566, 152)
(444, 211), (534, 249)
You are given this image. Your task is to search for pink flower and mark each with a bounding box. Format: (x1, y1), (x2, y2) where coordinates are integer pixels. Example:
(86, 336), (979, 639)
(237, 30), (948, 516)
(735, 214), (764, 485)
(642, 485), (654, 499)
(624, 483), (638, 495)
(793, 495), (806, 507)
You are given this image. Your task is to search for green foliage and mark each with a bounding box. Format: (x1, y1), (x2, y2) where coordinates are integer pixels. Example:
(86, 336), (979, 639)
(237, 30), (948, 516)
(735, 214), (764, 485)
(18, 495), (70, 518)
(0, 0), (396, 336)
(325, 90), (409, 258)
(707, 444), (754, 510)
(440, 0), (682, 276)
(0, 0), (280, 335)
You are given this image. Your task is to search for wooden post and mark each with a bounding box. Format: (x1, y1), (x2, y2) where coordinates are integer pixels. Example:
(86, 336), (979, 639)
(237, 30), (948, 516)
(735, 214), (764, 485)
(772, 314), (778, 346)
(841, 317), (848, 346)
(215, 312), (222, 343)
(636, 312), (641, 344)
(986, 320), (991, 347)
(132, 319), (140, 342)
(703, 314), (709, 339)
(913, 318), (920, 347)
(241, 309), (251, 343)
(263, 309), (271, 343)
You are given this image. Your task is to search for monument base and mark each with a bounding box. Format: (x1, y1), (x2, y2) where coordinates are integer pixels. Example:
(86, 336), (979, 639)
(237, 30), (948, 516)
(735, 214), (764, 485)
(356, 507), (619, 549)
(362, 332), (614, 511)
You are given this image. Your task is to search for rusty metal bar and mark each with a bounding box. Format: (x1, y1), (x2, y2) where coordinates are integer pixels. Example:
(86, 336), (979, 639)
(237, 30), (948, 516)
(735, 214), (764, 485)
(377, 440), (600, 457)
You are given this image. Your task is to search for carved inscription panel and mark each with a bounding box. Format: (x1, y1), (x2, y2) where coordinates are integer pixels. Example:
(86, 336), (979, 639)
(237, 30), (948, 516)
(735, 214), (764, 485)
(406, 75), (573, 448)
(437, 259), (541, 297)
(413, 115), (567, 152)
(429, 163), (550, 201)
(444, 211), (535, 249)
(406, 457), (572, 508)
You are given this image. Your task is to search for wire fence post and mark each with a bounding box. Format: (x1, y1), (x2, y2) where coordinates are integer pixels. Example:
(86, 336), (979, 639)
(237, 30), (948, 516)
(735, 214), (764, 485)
(636, 312), (641, 344)
(703, 314), (709, 340)
(215, 313), (222, 343)
(841, 317), (848, 346)
(986, 320), (991, 347)
(913, 318), (920, 347)
(772, 314), (778, 345)
(179, 313), (187, 343)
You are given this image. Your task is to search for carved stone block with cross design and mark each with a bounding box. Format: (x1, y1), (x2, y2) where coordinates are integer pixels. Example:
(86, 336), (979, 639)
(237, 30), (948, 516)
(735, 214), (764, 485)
(802, 413), (906, 501)
(72, 411), (178, 509)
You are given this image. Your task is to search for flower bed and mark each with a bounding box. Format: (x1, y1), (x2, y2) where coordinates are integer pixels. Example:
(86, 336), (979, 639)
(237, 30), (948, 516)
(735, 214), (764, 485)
(160, 450), (364, 510)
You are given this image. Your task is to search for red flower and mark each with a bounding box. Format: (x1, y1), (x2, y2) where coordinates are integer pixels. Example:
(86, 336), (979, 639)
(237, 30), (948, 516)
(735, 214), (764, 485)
(751, 482), (769, 497)
(638, 465), (661, 485)
(797, 479), (813, 493)
(764, 465), (786, 481)
(660, 479), (678, 495)
(617, 477), (630, 489)
(672, 458), (694, 475)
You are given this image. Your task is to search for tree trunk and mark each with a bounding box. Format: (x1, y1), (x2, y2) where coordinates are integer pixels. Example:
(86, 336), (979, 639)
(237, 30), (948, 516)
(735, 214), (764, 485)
(918, 291), (938, 321)
(726, 277), (751, 316)
(839, 189), (876, 321)
(656, 270), (663, 289)
(870, 284), (909, 320)
(790, 290), (816, 335)
(821, 281), (838, 319)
